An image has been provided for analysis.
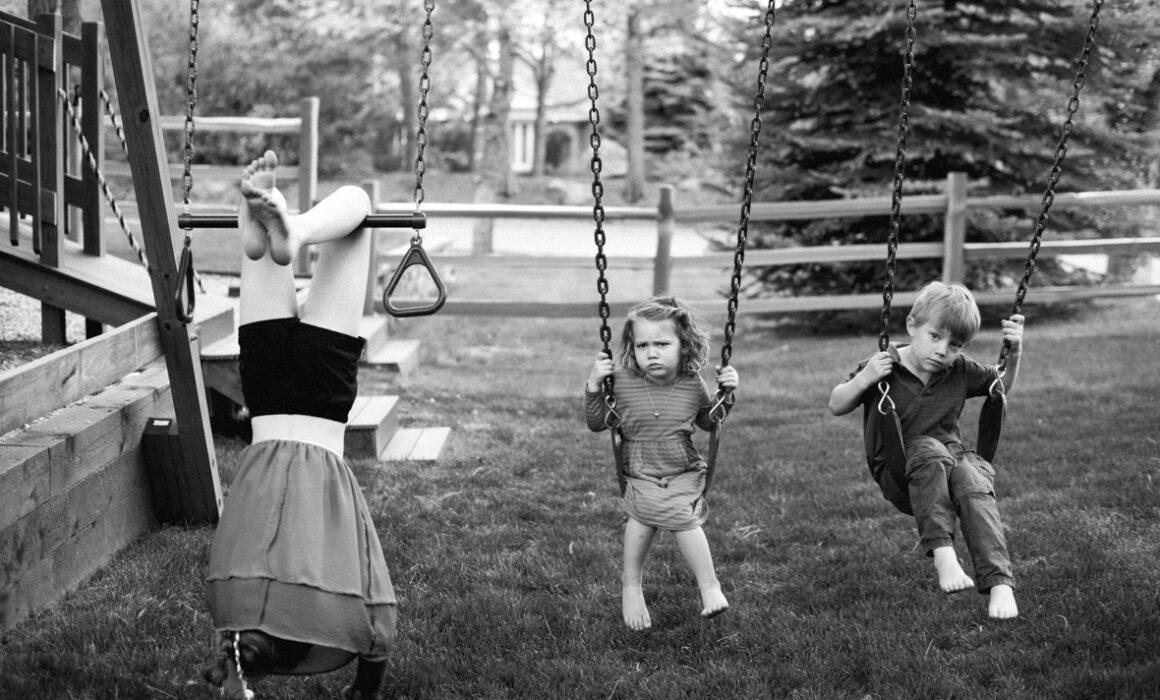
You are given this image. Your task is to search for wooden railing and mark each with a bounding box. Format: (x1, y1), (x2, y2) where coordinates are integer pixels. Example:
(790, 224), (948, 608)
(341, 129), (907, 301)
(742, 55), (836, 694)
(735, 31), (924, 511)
(372, 172), (1160, 317)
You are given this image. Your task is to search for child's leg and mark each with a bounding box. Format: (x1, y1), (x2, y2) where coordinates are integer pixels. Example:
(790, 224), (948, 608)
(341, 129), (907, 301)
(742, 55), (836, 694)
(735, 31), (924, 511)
(238, 157), (298, 327)
(673, 526), (729, 618)
(906, 437), (974, 593)
(622, 517), (657, 631)
(949, 451), (1018, 619)
(237, 150), (373, 336)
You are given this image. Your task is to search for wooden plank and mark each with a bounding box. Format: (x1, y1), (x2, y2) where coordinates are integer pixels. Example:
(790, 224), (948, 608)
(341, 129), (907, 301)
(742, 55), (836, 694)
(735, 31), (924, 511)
(100, 0), (221, 524)
(380, 428), (421, 462)
(964, 237), (1160, 260)
(0, 313), (161, 437)
(0, 444), (154, 631)
(380, 427), (449, 463)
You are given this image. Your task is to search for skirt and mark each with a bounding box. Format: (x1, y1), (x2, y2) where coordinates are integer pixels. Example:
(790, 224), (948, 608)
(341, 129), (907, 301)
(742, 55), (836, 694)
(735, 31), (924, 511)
(620, 439), (708, 531)
(206, 439), (397, 674)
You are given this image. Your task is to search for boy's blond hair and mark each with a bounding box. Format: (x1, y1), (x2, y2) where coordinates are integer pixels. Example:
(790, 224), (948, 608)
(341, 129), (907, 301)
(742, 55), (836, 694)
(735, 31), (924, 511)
(907, 281), (981, 344)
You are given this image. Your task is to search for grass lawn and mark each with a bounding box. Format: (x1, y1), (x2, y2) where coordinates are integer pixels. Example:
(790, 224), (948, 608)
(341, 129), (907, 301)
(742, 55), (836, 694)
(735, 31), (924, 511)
(2, 289), (1159, 698)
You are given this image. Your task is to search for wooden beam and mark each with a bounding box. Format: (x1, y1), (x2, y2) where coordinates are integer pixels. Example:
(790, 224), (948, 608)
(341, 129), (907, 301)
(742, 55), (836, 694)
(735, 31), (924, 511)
(98, 0), (221, 524)
(0, 313), (161, 437)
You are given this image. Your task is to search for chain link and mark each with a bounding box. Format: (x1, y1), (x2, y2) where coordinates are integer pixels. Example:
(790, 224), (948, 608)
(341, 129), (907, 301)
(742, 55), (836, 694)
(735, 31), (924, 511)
(997, 0), (1101, 372)
(412, 0), (435, 246)
(181, 0), (199, 218)
(879, 0), (918, 352)
(719, 0), (776, 372)
(583, 0), (619, 426)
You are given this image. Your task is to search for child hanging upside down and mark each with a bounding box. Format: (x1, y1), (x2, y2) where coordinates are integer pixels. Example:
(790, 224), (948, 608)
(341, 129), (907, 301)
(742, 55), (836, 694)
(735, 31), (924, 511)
(829, 281), (1024, 620)
(585, 296), (738, 630)
(202, 151), (395, 699)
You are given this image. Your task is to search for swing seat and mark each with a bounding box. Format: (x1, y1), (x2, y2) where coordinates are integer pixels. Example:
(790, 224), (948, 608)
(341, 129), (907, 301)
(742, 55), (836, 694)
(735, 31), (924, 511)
(610, 428), (627, 497)
(864, 390), (912, 516)
(703, 420), (722, 495)
(976, 378), (1006, 463)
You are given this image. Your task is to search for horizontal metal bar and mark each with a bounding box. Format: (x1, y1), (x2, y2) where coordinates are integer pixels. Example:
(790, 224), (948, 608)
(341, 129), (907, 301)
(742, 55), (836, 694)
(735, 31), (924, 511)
(177, 212), (427, 230)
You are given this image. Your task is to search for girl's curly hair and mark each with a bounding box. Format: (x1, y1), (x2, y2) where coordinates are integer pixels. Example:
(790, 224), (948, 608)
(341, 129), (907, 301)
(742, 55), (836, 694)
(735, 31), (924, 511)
(617, 295), (710, 377)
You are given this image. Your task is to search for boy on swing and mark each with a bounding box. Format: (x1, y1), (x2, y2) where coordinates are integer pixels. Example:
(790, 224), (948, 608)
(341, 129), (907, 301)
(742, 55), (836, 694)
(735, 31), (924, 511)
(828, 281), (1024, 619)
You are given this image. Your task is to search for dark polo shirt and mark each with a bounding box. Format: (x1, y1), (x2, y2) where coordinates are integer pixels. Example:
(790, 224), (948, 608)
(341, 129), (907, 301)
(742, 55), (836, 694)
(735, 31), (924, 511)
(851, 345), (999, 446)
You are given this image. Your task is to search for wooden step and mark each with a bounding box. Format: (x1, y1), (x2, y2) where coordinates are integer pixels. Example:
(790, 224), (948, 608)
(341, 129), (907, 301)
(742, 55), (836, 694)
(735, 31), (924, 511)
(380, 426), (451, 463)
(344, 395), (401, 460)
(364, 338), (422, 374)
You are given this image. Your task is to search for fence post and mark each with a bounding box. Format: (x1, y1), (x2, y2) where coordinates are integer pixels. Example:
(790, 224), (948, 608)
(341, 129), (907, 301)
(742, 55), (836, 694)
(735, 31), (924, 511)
(362, 179), (380, 316)
(295, 96), (320, 277)
(80, 21), (106, 258)
(654, 185), (674, 294)
(942, 171), (967, 283)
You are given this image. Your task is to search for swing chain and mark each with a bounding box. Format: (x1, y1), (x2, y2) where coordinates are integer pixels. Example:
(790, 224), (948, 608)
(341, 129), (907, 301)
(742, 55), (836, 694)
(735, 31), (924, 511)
(182, 0), (199, 217)
(879, 0), (918, 353)
(711, 0), (776, 424)
(583, 0), (619, 426)
(719, 0), (776, 372)
(997, 0), (1101, 373)
(412, 0), (435, 245)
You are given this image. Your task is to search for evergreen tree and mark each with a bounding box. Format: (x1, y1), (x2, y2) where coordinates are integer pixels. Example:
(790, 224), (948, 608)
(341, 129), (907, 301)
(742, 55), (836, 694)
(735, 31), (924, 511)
(719, 0), (1160, 300)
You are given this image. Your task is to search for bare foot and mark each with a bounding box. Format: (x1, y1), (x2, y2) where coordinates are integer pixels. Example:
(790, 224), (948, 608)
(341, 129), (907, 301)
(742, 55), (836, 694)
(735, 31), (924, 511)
(622, 584), (651, 631)
(699, 585), (729, 619)
(987, 584), (1018, 619)
(240, 150), (298, 265)
(932, 546), (975, 594)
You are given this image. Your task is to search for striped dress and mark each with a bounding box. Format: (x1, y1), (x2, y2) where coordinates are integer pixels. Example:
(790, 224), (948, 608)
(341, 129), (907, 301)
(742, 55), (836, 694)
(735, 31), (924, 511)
(586, 369), (730, 531)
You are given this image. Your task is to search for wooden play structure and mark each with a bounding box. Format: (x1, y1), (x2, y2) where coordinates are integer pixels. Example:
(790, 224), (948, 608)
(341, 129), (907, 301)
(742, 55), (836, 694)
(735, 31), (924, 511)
(0, 3), (446, 635)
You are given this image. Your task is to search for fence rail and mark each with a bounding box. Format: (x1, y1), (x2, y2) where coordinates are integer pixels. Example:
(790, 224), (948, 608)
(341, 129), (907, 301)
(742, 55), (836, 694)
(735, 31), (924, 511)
(370, 172), (1160, 317)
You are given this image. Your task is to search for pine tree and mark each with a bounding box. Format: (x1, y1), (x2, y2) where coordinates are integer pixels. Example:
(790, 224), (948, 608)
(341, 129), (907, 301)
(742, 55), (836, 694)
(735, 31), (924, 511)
(721, 0), (1160, 300)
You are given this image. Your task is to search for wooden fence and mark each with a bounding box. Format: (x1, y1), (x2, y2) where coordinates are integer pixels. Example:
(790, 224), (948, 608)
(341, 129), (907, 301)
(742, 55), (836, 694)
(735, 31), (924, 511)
(371, 172), (1160, 318)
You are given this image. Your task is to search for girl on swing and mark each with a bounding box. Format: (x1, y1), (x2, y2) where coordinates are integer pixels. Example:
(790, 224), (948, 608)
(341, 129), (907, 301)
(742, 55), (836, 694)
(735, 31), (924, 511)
(203, 151), (395, 699)
(585, 296), (739, 631)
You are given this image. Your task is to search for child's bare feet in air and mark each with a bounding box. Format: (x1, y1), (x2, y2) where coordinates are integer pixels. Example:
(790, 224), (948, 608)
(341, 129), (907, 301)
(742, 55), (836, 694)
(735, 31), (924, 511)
(932, 546), (975, 594)
(699, 585), (729, 619)
(622, 584), (651, 631)
(240, 150), (298, 265)
(987, 584), (1018, 619)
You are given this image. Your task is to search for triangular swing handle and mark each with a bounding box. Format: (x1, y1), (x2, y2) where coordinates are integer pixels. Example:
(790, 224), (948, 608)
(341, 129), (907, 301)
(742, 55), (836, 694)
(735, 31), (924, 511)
(381, 239), (447, 318)
(175, 245), (196, 324)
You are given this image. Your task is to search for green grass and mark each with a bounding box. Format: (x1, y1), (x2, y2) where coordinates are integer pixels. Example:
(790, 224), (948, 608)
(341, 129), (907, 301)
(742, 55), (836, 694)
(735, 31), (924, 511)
(3, 295), (1160, 699)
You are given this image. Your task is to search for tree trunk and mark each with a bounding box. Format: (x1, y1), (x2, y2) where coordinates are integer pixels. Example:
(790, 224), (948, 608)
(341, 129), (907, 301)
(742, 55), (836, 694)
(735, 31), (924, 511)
(531, 46), (553, 177)
(472, 23), (517, 254)
(623, 9), (646, 203)
(468, 56), (487, 173)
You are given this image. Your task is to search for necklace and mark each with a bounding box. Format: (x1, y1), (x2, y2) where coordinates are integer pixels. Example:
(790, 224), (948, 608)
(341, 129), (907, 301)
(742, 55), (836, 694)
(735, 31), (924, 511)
(643, 377), (678, 419)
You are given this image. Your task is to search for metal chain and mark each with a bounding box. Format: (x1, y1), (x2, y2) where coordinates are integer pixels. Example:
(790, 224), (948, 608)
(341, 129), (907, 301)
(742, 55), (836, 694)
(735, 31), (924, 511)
(997, 0), (1101, 373)
(583, 0), (619, 428)
(182, 0), (199, 217)
(412, 0), (435, 246)
(879, 0), (918, 352)
(719, 0), (776, 371)
(58, 88), (148, 268)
